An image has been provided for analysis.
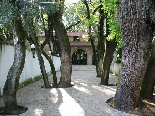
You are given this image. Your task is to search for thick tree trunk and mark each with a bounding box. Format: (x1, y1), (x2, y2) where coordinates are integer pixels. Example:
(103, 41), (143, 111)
(3, 40), (25, 114)
(51, 12), (72, 88)
(115, 0), (154, 113)
(101, 39), (117, 85)
(2, 10), (27, 114)
(33, 37), (51, 88)
(140, 46), (155, 99)
(41, 48), (58, 88)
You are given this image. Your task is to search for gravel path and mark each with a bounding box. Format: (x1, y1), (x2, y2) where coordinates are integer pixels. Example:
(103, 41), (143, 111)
(0, 65), (136, 116)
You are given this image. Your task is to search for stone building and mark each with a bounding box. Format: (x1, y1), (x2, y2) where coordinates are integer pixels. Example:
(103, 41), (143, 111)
(38, 32), (98, 65)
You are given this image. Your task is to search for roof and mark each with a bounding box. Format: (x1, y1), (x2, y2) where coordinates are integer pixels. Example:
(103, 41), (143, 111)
(70, 42), (98, 46)
(38, 32), (86, 37)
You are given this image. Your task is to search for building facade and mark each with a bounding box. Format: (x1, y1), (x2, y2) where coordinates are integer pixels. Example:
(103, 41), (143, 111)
(39, 32), (98, 65)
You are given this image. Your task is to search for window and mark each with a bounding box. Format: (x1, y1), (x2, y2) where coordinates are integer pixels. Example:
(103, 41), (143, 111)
(73, 36), (80, 42)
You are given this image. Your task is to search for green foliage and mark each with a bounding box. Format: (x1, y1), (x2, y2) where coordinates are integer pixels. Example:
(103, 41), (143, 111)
(0, 0), (57, 37)
(33, 75), (42, 81)
(64, 0), (100, 32)
(103, 0), (118, 17)
(0, 2), (13, 26)
(18, 1), (55, 35)
(19, 78), (34, 88)
(86, 15), (96, 26)
(107, 17), (121, 41)
(64, 2), (87, 31)
(18, 75), (42, 88)
(104, 0), (121, 42)
(64, 0), (121, 44)
(152, 36), (155, 45)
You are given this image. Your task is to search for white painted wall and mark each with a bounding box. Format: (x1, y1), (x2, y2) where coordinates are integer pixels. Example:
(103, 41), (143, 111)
(0, 44), (61, 96)
(110, 63), (121, 75)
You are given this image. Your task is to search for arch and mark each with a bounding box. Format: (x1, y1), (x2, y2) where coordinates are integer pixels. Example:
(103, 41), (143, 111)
(72, 49), (87, 65)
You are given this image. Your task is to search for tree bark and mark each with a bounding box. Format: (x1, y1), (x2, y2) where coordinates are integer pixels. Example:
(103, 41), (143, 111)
(51, 12), (72, 88)
(33, 37), (51, 88)
(101, 39), (117, 85)
(115, 0), (154, 113)
(40, 48), (58, 88)
(3, 40), (25, 114)
(96, 3), (105, 77)
(2, 7), (27, 113)
(39, 12), (58, 88)
(140, 46), (155, 99)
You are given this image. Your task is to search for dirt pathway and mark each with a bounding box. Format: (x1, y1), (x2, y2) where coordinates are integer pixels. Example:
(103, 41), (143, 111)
(0, 65), (136, 116)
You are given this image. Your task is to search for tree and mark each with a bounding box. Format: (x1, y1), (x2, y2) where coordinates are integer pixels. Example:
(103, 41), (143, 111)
(96, 0), (105, 77)
(33, 36), (51, 88)
(64, 0), (121, 81)
(100, 0), (121, 85)
(23, 0), (72, 88)
(101, 39), (117, 85)
(82, 0), (102, 77)
(1, 1), (27, 114)
(140, 44), (155, 99)
(20, 1), (52, 88)
(39, 5), (58, 88)
(115, 0), (154, 113)
(51, 0), (72, 88)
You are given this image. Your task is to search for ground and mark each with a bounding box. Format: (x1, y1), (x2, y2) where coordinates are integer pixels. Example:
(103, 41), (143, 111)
(0, 65), (154, 116)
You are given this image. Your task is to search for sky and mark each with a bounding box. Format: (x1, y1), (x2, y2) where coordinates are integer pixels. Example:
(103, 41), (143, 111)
(65, 0), (80, 3)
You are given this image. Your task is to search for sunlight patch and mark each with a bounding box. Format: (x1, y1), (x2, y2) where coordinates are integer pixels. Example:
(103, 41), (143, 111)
(74, 85), (92, 95)
(80, 82), (88, 86)
(34, 108), (43, 116)
(59, 88), (85, 116)
(50, 88), (58, 103)
(92, 85), (116, 96)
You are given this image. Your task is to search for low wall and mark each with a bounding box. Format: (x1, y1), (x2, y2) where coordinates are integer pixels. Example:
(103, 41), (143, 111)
(0, 44), (61, 96)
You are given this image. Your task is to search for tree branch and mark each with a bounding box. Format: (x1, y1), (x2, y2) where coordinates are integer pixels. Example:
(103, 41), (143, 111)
(66, 21), (80, 30)
(82, 0), (90, 19)
(93, 4), (103, 15)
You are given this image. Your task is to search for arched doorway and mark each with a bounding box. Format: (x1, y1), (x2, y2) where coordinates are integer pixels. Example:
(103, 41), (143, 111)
(72, 49), (87, 65)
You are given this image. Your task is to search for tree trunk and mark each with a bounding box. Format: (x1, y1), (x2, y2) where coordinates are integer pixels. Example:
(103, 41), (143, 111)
(33, 37), (51, 88)
(3, 40), (25, 114)
(83, 0), (98, 77)
(51, 12), (72, 88)
(3, 9), (27, 114)
(115, 0), (154, 113)
(96, 59), (103, 77)
(101, 39), (117, 85)
(41, 48), (58, 88)
(96, 4), (105, 77)
(140, 46), (155, 99)
(39, 12), (57, 88)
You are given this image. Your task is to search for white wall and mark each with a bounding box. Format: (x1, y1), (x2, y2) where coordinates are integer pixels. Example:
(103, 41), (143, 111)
(0, 44), (61, 96)
(110, 63), (121, 75)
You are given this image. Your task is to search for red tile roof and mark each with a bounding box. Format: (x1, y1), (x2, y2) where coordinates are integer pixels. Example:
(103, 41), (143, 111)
(70, 42), (98, 46)
(38, 32), (86, 37)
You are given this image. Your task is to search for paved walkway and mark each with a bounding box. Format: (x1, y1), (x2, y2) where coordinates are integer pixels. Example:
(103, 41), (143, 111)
(0, 65), (136, 116)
